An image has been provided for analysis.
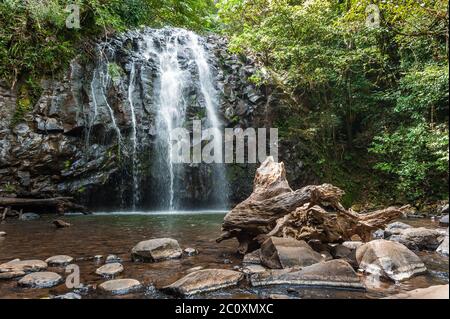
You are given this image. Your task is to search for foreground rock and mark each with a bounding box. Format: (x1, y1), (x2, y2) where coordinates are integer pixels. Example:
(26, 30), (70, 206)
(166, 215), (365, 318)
(131, 238), (182, 262)
(260, 237), (324, 269)
(356, 239), (427, 281)
(45, 255), (73, 266)
(436, 228), (449, 256)
(385, 284), (449, 299)
(163, 269), (244, 296)
(388, 227), (445, 250)
(0, 259), (47, 273)
(98, 279), (142, 295)
(250, 260), (364, 289)
(96, 263), (124, 277)
(18, 272), (62, 288)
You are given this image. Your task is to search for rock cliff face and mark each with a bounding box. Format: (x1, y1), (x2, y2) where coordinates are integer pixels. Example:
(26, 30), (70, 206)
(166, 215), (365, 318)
(0, 28), (278, 210)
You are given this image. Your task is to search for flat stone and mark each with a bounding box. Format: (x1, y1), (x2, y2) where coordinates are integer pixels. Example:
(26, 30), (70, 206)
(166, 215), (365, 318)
(96, 263), (124, 277)
(98, 279), (142, 295)
(0, 270), (26, 279)
(19, 213), (40, 221)
(356, 239), (427, 281)
(250, 260), (364, 289)
(0, 259), (47, 273)
(260, 237), (324, 269)
(242, 249), (261, 265)
(52, 292), (82, 299)
(131, 238), (182, 262)
(45, 255), (73, 266)
(18, 272), (62, 288)
(184, 248), (198, 256)
(242, 264), (267, 274)
(389, 227), (445, 250)
(163, 269), (244, 296)
(384, 284), (449, 299)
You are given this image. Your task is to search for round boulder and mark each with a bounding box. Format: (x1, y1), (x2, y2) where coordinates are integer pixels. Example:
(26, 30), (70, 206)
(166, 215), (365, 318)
(98, 279), (142, 295)
(131, 238), (182, 262)
(95, 263), (124, 277)
(0, 259), (47, 273)
(45, 255), (73, 266)
(18, 272), (62, 288)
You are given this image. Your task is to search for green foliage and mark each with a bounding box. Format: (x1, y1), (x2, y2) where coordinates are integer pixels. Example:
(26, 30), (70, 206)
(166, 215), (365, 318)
(218, 0), (449, 204)
(0, 0), (217, 86)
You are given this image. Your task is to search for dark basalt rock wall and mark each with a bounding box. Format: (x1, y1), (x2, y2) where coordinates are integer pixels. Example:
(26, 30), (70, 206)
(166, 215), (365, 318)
(0, 28), (282, 211)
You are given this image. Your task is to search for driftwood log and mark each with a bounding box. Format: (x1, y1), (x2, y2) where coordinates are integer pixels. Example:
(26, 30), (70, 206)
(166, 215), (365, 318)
(217, 157), (407, 254)
(0, 197), (88, 215)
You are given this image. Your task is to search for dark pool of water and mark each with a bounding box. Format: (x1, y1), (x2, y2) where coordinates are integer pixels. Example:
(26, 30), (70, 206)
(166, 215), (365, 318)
(0, 214), (448, 299)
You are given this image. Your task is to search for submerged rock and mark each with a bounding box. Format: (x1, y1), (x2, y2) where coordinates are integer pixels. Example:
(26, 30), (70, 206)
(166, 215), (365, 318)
(95, 263), (124, 277)
(356, 239), (427, 281)
(131, 238), (182, 262)
(99, 279), (142, 295)
(388, 227), (445, 250)
(18, 272), (62, 288)
(52, 292), (82, 300)
(0, 259), (47, 273)
(260, 237), (324, 269)
(385, 284), (449, 299)
(162, 269), (244, 296)
(45, 255), (74, 266)
(250, 260), (364, 289)
(19, 213), (40, 221)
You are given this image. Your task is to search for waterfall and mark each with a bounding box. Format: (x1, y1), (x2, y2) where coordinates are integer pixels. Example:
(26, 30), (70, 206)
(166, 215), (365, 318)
(86, 28), (229, 211)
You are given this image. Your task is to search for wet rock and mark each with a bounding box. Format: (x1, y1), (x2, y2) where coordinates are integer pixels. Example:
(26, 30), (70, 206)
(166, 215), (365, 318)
(184, 247), (198, 256)
(0, 231), (6, 237)
(0, 270), (26, 279)
(242, 264), (267, 275)
(52, 292), (82, 300)
(388, 227), (445, 250)
(243, 249), (261, 265)
(342, 241), (364, 251)
(356, 239), (427, 281)
(105, 255), (122, 264)
(384, 284), (449, 299)
(19, 213), (40, 221)
(384, 222), (412, 237)
(436, 228), (448, 256)
(53, 219), (71, 228)
(99, 279), (142, 295)
(18, 272), (62, 288)
(0, 259), (47, 273)
(162, 269), (244, 296)
(330, 244), (357, 267)
(260, 237), (324, 269)
(45, 255), (74, 266)
(439, 215), (449, 226)
(131, 238), (182, 262)
(95, 263), (124, 277)
(250, 260), (364, 289)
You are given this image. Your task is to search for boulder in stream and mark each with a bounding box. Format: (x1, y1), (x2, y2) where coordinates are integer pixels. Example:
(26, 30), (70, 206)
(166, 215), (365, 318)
(250, 259), (364, 289)
(99, 279), (142, 295)
(436, 228), (449, 256)
(45, 255), (74, 266)
(18, 272), (62, 288)
(260, 237), (324, 269)
(0, 231), (6, 237)
(95, 263), (124, 277)
(162, 269), (244, 296)
(356, 239), (427, 281)
(131, 238), (182, 262)
(0, 259), (47, 273)
(388, 227), (445, 250)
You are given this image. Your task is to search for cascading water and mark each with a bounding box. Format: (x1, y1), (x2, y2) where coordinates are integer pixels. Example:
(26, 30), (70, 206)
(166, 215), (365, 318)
(85, 28), (229, 211)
